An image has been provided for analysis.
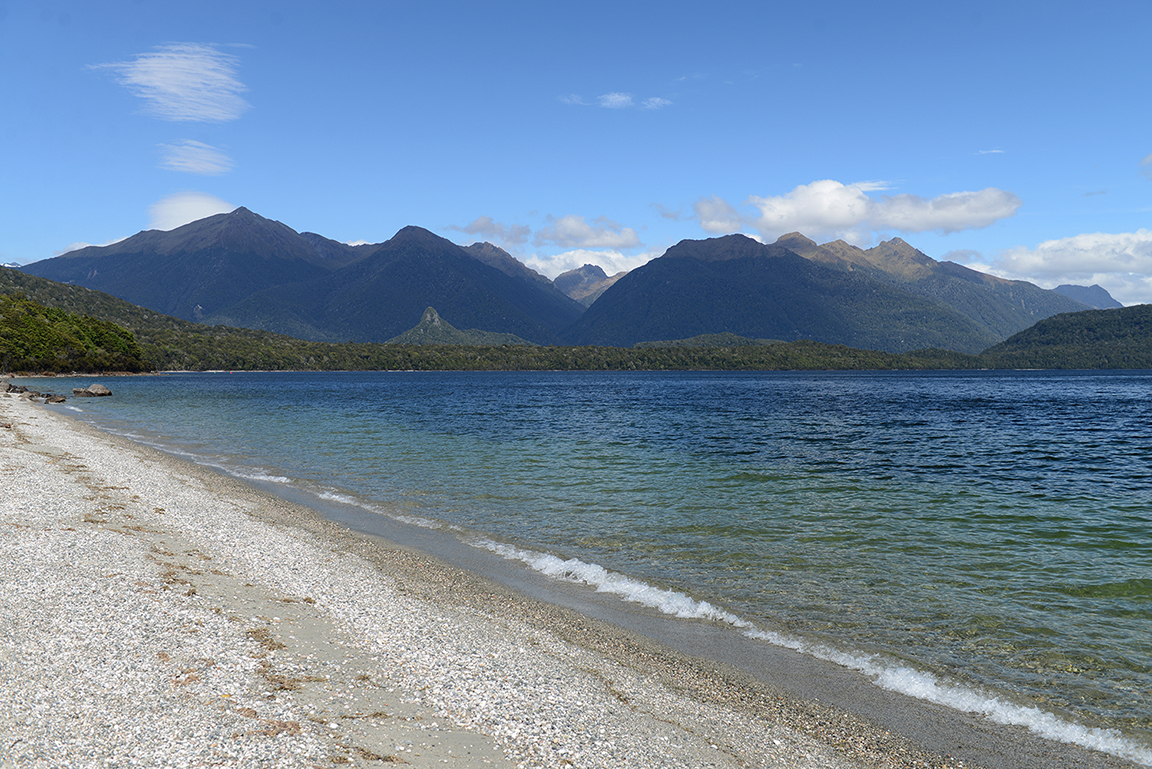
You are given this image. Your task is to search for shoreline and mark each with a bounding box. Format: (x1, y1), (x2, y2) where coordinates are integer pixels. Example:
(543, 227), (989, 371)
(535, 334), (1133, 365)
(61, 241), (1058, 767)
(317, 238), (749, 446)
(0, 392), (1141, 768)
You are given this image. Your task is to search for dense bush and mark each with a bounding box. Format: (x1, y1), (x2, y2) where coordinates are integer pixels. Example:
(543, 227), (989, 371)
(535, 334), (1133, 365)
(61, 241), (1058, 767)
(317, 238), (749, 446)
(0, 293), (151, 372)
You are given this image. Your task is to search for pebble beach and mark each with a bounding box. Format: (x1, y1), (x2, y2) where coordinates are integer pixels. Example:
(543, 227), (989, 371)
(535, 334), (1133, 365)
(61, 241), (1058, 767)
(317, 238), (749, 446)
(0, 388), (1139, 769)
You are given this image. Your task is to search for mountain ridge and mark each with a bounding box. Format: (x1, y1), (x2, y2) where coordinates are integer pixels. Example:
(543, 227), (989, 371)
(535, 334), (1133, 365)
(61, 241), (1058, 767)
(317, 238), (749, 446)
(17, 207), (1111, 353)
(203, 223), (585, 344)
(4, 264), (1148, 371)
(773, 232), (1090, 339)
(564, 234), (1003, 353)
(23, 209), (584, 344)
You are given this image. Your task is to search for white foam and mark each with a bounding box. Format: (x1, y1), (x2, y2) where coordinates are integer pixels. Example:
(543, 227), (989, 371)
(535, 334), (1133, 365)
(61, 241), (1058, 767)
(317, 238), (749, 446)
(314, 490), (442, 530)
(743, 629), (1152, 765)
(316, 489), (364, 507)
(231, 468), (291, 484)
(477, 538), (1152, 766)
(392, 514), (443, 529)
(475, 539), (751, 627)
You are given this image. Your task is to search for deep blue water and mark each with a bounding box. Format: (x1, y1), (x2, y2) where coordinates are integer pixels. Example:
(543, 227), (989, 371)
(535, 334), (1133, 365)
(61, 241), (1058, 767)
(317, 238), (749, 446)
(37, 369), (1152, 763)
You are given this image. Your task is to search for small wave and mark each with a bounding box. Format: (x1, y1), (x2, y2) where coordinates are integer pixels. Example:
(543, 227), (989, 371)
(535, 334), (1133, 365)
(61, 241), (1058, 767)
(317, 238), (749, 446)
(100, 426), (293, 486)
(316, 489), (366, 507)
(743, 629), (1152, 765)
(392, 514), (443, 529)
(474, 538), (751, 627)
(231, 469), (292, 484)
(477, 538), (1152, 766)
(314, 489), (443, 530)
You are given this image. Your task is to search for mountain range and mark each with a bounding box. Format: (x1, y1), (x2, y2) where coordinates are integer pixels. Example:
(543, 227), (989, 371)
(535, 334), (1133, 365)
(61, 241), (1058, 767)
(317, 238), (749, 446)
(21, 207), (1111, 353)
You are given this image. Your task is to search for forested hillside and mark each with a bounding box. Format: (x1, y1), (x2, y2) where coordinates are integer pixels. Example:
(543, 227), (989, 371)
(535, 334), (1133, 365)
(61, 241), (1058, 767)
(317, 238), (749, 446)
(980, 305), (1152, 368)
(0, 293), (150, 372)
(4, 266), (1148, 372)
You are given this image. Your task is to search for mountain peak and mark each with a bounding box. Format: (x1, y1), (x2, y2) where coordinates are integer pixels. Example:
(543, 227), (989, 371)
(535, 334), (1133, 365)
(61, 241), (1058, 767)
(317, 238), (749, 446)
(463, 241), (556, 289)
(391, 225), (443, 242)
(775, 232), (817, 250)
(554, 263), (623, 307)
(1053, 283), (1124, 309)
(867, 238), (937, 273)
(664, 233), (773, 262)
(421, 306), (443, 326)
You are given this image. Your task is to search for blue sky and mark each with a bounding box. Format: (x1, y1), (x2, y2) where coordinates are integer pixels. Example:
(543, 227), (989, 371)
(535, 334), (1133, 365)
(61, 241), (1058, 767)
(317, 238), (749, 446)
(3, 1), (1151, 304)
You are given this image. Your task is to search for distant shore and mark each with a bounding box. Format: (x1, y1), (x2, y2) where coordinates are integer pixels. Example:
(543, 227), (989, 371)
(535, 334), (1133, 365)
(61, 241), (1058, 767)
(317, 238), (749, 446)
(0, 392), (1140, 768)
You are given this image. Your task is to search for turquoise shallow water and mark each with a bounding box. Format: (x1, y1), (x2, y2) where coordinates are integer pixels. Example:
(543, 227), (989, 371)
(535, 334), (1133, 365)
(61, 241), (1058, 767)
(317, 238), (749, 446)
(40, 369), (1152, 762)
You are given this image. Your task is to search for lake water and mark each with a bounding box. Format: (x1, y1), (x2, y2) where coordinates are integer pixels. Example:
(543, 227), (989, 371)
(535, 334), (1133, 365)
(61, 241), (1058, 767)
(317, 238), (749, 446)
(39, 369), (1152, 764)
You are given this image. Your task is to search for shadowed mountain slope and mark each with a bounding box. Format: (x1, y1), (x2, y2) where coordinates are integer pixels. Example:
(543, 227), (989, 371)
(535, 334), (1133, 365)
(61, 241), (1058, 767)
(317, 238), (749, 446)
(206, 226), (585, 344)
(554, 264), (628, 307)
(22, 210), (585, 345)
(563, 235), (1000, 353)
(21, 208), (358, 322)
(775, 233), (1089, 339)
(1052, 284), (1124, 310)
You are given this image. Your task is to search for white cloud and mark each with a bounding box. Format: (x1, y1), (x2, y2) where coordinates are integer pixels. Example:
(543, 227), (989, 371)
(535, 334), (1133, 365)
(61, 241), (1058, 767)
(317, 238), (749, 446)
(56, 237), (128, 255)
(598, 92), (634, 109)
(694, 195), (745, 234)
(641, 97), (672, 109)
(698, 180), (1022, 243)
(159, 140), (234, 175)
(534, 215), (641, 249)
(953, 230), (1152, 306)
(148, 192), (236, 231)
(93, 43), (250, 123)
(747, 180), (884, 239)
(450, 215), (531, 247)
(558, 94), (589, 106)
(871, 188), (1022, 233)
(977, 149), (1005, 155)
(997, 230), (1152, 277)
(522, 248), (659, 279)
(1141, 153), (1152, 181)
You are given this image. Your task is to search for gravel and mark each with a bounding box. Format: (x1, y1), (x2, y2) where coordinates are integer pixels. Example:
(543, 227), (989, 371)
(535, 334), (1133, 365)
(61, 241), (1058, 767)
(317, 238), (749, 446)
(2, 390), (973, 768)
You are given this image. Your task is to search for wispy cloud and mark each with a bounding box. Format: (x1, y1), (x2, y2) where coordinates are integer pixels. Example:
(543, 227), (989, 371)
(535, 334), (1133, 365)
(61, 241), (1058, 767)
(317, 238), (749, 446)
(159, 140), (234, 175)
(534, 214), (641, 249)
(93, 43), (250, 123)
(696, 180), (1022, 243)
(1141, 152), (1152, 181)
(598, 92), (634, 109)
(148, 191), (235, 230)
(451, 213), (643, 253)
(450, 215), (532, 247)
(694, 196), (745, 234)
(977, 148), (1005, 155)
(56, 237), (128, 256)
(561, 92), (672, 110)
(651, 203), (684, 221)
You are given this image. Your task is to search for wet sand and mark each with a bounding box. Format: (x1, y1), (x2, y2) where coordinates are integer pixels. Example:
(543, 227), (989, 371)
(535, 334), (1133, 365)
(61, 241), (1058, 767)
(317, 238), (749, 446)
(0, 390), (1140, 768)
